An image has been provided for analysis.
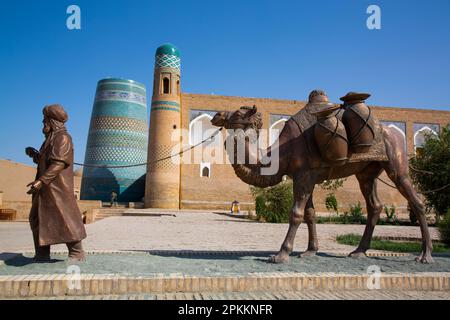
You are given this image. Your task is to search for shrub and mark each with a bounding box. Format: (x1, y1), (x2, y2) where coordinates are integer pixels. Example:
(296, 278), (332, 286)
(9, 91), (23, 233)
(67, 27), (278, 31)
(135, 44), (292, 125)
(341, 202), (365, 224)
(251, 180), (293, 223)
(384, 205), (397, 223)
(325, 193), (338, 215)
(410, 124), (450, 218)
(438, 210), (450, 246)
(254, 195), (267, 219)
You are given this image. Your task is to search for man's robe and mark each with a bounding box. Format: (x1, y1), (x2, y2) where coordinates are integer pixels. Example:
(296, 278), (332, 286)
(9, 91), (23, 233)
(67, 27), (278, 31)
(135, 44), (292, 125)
(30, 128), (87, 246)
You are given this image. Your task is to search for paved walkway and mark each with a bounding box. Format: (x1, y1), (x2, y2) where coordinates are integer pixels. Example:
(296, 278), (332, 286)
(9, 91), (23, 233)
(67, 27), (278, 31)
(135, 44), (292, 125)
(0, 211), (440, 254)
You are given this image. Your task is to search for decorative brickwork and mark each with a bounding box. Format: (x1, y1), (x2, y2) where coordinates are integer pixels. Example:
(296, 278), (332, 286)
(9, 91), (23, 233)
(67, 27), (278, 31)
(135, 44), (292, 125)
(147, 145), (178, 171)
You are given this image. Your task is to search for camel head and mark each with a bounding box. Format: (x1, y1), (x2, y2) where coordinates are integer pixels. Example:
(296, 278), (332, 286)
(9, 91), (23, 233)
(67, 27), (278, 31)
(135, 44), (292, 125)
(211, 105), (262, 132)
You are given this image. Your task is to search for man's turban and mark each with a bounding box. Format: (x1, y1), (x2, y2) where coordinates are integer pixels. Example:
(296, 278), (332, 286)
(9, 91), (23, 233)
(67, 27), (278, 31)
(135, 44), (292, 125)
(43, 104), (68, 123)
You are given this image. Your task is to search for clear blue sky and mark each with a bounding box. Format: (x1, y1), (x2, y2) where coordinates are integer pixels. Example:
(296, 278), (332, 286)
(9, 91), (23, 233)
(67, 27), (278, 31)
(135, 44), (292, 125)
(1, 0), (449, 165)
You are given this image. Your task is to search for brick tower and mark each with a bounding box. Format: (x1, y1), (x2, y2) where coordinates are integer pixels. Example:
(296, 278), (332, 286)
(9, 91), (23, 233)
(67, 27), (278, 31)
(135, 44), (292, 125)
(145, 43), (182, 208)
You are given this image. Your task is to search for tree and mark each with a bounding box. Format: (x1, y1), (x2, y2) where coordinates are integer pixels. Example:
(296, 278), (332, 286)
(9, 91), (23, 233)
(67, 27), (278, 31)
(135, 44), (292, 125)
(410, 124), (450, 218)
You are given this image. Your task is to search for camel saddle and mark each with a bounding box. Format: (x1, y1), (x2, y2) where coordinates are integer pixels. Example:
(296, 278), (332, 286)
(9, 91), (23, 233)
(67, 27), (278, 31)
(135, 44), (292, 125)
(290, 106), (388, 169)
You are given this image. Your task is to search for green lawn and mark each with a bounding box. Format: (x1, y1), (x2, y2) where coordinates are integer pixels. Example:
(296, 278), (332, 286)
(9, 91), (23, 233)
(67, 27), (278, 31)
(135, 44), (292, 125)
(316, 216), (422, 226)
(336, 234), (450, 253)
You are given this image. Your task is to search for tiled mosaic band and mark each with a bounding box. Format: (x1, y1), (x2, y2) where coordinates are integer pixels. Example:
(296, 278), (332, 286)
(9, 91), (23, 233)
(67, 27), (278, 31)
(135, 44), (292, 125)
(151, 100), (180, 113)
(155, 53), (181, 70)
(95, 90), (147, 107)
(97, 81), (146, 96)
(89, 117), (148, 133)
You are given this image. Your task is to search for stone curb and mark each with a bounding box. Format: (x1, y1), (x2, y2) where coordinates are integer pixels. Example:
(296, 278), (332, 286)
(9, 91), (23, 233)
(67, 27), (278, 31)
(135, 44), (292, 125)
(0, 272), (449, 298)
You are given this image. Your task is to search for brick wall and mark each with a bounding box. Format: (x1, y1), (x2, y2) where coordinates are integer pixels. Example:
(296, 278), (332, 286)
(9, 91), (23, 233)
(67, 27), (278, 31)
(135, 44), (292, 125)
(0, 159), (82, 207)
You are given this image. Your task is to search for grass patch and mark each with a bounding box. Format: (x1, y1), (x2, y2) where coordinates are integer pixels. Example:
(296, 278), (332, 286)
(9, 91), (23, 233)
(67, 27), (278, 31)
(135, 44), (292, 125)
(317, 216), (434, 226)
(336, 234), (450, 253)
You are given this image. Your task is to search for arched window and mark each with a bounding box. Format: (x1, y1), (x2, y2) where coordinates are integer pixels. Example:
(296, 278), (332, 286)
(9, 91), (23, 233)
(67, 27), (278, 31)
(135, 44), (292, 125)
(269, 118), (287, 145)
(200, 162), (211, 178)
(176, 77), (180, 96)
(163, 77), (170, 94)
(189, 114), (216, 146)
(414, 126), (438, 155)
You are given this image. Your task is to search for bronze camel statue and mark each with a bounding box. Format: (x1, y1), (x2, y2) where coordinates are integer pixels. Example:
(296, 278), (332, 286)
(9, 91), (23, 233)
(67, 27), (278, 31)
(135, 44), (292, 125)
(211, 90), (433, 264)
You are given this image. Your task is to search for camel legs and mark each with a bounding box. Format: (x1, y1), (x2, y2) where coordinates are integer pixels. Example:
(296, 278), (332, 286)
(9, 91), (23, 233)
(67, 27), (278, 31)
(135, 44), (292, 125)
(379, 127), (433, 263)
(270, 174), (314, 264)
(383, 166), (434, 263)
(299, 194), (319, 257)
(349, 163), (384, 258)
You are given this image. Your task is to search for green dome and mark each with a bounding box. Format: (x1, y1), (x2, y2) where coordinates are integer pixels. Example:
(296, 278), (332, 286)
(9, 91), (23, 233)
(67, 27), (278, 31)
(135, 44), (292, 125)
(155, 43), (180, 57)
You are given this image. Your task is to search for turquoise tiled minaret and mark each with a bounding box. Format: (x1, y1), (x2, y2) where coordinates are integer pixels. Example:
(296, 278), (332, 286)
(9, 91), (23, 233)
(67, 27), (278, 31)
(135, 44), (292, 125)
(80, 78), (148, 202)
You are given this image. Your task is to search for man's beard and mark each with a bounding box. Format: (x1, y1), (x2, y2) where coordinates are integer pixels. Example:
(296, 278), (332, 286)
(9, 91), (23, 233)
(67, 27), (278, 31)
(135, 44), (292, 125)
(42, 124), (51, 137)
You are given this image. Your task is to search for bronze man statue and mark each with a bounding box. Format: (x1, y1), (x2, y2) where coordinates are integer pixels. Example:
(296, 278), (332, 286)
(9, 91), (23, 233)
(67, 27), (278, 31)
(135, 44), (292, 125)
(25, 104), (87, 262)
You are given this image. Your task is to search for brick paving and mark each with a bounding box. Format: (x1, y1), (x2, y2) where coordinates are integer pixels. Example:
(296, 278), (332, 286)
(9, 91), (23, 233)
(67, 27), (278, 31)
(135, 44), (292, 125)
(6, 290), (450, 300)
(2, 271), (449, 298)
(0, 211), (440, 254)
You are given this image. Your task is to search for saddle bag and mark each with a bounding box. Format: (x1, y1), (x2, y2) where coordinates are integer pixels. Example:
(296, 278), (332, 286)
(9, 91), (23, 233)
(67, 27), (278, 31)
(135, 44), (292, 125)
(313, 110), (348, 166)
(340, 93), (375, 153)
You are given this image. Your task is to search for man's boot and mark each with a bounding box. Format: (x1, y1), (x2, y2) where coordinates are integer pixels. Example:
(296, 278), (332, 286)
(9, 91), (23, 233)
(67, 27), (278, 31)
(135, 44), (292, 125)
(32, 232), (51, 262)
(67, 241), (85, 261)
(30, 205), (51, 262)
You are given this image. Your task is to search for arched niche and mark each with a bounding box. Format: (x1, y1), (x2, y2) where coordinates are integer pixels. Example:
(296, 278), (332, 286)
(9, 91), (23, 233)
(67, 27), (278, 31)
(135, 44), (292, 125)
(269, 118), (287, 145)
(414, 126), (438, 154)
(200, 162), (211, 178)
(189, 113), (215, 146)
